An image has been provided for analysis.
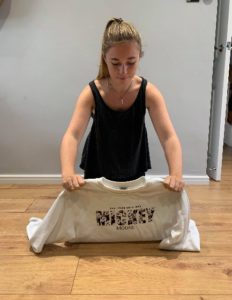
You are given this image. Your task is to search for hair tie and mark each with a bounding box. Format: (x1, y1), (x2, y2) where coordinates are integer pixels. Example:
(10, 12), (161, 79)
(114, 18), (123, 24)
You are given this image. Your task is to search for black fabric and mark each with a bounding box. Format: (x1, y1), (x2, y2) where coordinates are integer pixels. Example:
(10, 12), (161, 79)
(80, 76), (151, 181)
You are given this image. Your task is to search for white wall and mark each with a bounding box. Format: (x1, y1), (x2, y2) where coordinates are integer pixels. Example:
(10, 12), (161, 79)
(0, 0), (217, 179)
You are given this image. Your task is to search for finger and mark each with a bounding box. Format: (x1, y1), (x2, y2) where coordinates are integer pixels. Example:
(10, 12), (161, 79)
(165, 177), (178, 192)
(64, 177), (75, 191)
(163, 176), (171, 186)
(179, 181), (185, 191)
(69, 179), (76, 190)
(169, 176), (176, 189)
(77, 175), (85, 186)
(163, 177), (174, 191)
(72, 176), (80, 189)
(175, 183), (181, 192)
(62, 178), (70, 190)
(175, 180), (185, 192)
(62, 182), (72, 191)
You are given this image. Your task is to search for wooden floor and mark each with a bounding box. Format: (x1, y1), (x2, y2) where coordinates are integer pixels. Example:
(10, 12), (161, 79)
(0, 146), (232, 300)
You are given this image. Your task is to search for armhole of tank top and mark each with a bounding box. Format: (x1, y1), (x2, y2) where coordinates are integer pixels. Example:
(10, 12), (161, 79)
(140, 77), (147, 109)
(141, 77), (147, 93)
(142, 77), (148, 109)
(89, 81), (98, 116)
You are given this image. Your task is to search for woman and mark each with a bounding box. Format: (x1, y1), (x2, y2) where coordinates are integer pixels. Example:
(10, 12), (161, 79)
(60, 17), (184, 192)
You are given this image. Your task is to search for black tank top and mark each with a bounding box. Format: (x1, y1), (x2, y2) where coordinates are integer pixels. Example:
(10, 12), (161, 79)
(80, 76), (151, 181)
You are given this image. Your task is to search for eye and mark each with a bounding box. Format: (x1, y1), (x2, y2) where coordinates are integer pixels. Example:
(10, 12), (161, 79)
(111, 62), (136, 66)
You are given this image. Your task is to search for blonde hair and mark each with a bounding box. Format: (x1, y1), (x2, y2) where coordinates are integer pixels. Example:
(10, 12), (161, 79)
(96, 18), (144, 80)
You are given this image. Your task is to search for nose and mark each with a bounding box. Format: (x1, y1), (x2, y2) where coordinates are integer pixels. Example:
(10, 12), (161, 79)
(119, 64), (128, 74)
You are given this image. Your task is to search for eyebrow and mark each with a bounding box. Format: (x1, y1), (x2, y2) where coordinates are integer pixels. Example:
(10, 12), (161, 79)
(111, 57), (136, 61)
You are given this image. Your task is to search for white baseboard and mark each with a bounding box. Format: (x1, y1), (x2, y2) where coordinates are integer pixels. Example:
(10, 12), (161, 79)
(148, 175), (209, 185)
(0, 174), (210, 185)
(180, 175), (209, 185)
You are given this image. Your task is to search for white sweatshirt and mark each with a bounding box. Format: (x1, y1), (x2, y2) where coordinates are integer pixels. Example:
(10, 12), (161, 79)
(26, 176), (200, 253)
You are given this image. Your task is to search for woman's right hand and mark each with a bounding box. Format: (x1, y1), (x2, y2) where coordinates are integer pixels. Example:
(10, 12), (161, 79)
(62, 174), (85, 191)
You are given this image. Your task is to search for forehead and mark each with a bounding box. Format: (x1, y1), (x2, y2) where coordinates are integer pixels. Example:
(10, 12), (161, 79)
(106, 41), (140, 59)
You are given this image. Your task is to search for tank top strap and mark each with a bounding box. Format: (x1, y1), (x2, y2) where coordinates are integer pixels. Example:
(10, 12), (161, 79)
(139, 76), (147, 107)
(140, 76), (147, 93)
(89, 80), (101, 106)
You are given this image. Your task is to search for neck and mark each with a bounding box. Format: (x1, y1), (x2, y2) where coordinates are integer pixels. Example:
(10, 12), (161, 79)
(108, 77), (134, 94)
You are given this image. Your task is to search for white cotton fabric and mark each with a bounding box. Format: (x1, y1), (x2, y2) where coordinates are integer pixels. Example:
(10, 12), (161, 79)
(26, 176), (200, 253)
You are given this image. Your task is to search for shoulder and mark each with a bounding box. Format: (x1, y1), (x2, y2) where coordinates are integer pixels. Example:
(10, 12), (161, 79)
(80, 83), (94, 98)
(77, 83), (95, 109)
(145, 80), (165, 109)
(94, 78), (108, 93)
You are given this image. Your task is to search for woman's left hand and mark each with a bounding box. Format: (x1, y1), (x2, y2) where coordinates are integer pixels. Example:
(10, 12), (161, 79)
(163, 175), (185, 192)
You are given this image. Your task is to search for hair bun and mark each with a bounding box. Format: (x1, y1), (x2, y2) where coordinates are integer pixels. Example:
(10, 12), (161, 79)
(106, 17), (123, 30)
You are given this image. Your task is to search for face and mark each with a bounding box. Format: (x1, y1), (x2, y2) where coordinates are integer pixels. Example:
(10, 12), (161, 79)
(104, 41), (141, 83)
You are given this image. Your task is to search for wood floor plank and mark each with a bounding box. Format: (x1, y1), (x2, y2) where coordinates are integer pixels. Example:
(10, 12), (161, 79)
(0, 199), (34, 212)
(191, 212), (232, 230)
(186, 191), (232, 201)
(191, 201), (232, 214)
(1, 295), (232, 300)
(25, 198), (55, 213)
(0, 213), (44, 236)
(0, 184), (12, 189)
(0, 184), (61, 189)
(72, 256), (232, 295)
(198, 230), (232, 256)
(0, 235), (34, 256)
(0, 256), (78, 294)
(0, 188), (62, 199)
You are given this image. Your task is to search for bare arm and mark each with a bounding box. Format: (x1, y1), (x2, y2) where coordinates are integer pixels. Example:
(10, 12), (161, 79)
(60, 85), (94, 190)
(146, 82), (184, 192)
